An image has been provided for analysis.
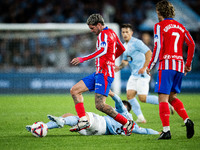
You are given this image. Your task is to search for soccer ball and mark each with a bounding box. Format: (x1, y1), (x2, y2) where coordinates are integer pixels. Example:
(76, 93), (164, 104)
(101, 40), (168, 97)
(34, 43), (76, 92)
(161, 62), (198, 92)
(31, 121), (48, 137)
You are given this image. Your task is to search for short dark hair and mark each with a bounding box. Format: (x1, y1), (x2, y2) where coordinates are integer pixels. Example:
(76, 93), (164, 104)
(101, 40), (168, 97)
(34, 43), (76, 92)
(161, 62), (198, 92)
(122, 100), (132, 112)
(121, 24), (133, 31)
(87, 14), (105, 26)
(156, 0), (175, 18)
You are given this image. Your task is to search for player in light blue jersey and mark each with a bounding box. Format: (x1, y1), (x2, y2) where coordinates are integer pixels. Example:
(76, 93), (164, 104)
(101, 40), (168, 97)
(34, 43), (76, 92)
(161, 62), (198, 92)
(26, 91), (160, 136)
(115, 24), (174, 123)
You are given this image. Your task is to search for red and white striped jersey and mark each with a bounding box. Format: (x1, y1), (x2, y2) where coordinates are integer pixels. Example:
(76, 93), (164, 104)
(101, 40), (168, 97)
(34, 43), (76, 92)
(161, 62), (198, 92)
(81, 27), (125, 77)
(148, 18), (195, 73)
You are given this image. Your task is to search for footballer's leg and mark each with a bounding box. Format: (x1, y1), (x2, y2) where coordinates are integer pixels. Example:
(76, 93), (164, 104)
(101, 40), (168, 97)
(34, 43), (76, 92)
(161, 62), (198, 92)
(95, 74), (134, 136)
(47, 115), (65, 128)
(169, 92), (194, 139)
(157, 93), (171, 140)
(127, 76), (146, 123)
(128, 91), (146, 124)
(70, 79), (91, 131)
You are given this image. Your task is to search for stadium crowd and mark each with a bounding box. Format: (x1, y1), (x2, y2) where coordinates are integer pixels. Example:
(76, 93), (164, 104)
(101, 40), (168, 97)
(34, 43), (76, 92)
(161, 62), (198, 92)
(0, 0), (199, 72)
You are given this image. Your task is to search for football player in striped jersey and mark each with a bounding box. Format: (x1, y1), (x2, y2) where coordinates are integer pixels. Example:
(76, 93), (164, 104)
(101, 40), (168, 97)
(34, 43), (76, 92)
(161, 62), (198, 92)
(147, 0), (195, 140)
(70, 14), (134, 136)
(115, 24), (175, 124)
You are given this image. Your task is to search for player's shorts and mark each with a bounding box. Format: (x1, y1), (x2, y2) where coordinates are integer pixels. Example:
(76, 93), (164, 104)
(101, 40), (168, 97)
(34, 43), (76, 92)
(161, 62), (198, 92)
(82, 72), (114, 96)
(155, 70), (184, 94)
(78, 112), (107, 135)
(126, 75), (150, 95)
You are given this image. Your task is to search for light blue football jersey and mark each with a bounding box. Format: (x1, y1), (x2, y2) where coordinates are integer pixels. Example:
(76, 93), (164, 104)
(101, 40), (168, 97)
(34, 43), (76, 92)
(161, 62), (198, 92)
(104, 94), (133, 135)
(123, 37), (150, 78)
(103, 94), (159, 135)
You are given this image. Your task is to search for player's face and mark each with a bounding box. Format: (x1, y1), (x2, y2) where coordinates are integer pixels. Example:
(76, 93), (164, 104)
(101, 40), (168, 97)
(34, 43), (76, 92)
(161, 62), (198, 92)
(121, 28), (133, 43)
(88, 24), (101, 35)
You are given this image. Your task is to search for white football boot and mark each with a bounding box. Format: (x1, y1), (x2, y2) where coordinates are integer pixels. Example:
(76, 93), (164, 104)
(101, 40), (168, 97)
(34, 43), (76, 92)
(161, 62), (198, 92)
(47, 114), (65, 128)
(26, 125), (32, 132)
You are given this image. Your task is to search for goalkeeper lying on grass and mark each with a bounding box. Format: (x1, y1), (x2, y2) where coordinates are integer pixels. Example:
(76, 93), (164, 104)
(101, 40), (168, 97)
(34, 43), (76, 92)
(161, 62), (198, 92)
(26, 91), (160, 136)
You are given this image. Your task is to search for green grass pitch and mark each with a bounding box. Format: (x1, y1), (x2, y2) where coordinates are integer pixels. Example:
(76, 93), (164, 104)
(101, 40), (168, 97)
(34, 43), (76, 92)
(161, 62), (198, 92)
(0, 93), (199, 150)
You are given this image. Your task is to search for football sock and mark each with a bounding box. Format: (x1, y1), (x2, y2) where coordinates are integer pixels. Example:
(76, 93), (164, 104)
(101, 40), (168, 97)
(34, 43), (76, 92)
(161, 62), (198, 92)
(129, 98), (144, 117)
(184, 118), (189, 124)
(75, 102), (86, 118)
(159, 102), (170, 127)
(46, 121), (58, 129)
(163, 126), (170, 132)
(63, 116), (79, 126)
(171, 98), (189, 121)
(146, 95), (159, 104)
(46, 116), (80, 129)
(114, 113), (128, 125)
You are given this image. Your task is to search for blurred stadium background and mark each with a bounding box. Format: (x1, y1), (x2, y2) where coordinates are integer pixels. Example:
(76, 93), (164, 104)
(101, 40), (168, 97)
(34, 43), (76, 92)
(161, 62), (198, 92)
(0, 0), (200, 94)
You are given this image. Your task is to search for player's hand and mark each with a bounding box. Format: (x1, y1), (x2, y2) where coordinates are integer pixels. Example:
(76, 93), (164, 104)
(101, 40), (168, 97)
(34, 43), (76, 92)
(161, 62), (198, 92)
(138, 67), (146, 74)
(115, 65), (120, 72)
(70, 57), (83, 65)
(146, 68), (151, 76)
(184, 66), (191, 76)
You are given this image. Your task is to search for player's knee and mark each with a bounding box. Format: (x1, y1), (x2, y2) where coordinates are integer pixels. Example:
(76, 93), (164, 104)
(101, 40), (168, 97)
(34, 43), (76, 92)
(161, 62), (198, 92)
(127, 94), (134, 100)
(169, 96), (177, 103)
(70, 86), (77, 96)
(140, 98), (146, 103)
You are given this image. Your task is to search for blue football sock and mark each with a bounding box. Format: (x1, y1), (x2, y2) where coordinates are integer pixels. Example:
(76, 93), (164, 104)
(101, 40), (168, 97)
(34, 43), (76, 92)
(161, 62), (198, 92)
(46, 116), (79, 129)
(146, 95), (159, 105)
(63, 116), (79, 126)
(46, 121), (58, 129)
(128, 98), (143, 117)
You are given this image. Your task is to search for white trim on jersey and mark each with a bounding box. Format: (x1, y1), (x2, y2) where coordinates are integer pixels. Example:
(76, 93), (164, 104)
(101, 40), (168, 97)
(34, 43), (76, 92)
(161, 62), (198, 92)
(172, 59), (176, 70)
(178, 61), (181, 72)
(96, 33), (108, 56)
(83, 33), (108, 61)
(150, 25), (161, 70)
(165, 59), (169, 70)
(108, 65), (112, 77)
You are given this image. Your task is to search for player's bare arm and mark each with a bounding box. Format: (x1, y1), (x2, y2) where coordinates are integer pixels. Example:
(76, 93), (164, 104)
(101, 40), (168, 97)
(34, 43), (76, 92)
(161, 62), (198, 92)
(138, 50), (152, 74)
(115, 60), (128, 72)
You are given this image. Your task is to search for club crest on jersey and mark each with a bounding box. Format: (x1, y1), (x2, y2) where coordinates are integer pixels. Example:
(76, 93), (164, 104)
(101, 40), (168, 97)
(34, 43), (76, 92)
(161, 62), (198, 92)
(154, 34), (158, 42)
(100, 41), (106, 48)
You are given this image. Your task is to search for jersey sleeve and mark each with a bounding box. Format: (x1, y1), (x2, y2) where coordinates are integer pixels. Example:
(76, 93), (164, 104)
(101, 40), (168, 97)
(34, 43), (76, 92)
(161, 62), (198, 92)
(115, 37), (126, 59)
(81, 32), (108, 62)
(111, 94), (127, 113)
(148, 24), (162, 70)
(184, 30), (195, 67)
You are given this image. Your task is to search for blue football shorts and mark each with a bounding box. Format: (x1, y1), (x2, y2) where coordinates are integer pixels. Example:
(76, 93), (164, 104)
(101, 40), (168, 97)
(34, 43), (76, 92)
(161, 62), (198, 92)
(155, 70), (184, 94)
(82, 72), (114, 97)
